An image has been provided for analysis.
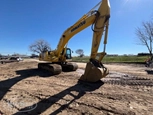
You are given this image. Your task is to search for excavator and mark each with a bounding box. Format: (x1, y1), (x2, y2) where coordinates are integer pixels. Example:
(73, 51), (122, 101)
(38, 0), (110, 82)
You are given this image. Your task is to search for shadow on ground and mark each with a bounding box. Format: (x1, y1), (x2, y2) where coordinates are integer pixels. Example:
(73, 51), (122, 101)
(0, 68), (53, 100)
(0, 68), (105, 115)
(13, 80), (104, 115)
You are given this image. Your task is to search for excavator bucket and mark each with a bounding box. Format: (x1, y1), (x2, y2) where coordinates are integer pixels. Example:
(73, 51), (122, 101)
(80, 62), (109, 82)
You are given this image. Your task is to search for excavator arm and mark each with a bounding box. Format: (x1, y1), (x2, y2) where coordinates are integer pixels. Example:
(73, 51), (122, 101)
(80, 0), (110, 82)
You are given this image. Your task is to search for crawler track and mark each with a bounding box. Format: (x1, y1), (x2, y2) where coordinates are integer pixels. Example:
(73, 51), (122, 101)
(103, 79), (153, 87)
(102, 72), (153, 87)
(76, 69), (153, 87)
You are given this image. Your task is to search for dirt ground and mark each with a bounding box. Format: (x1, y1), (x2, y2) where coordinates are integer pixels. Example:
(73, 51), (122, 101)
(0, 59), (153, 115)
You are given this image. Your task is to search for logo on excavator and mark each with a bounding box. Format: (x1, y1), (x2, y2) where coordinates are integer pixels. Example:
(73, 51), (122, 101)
(71, 20), (86, 32)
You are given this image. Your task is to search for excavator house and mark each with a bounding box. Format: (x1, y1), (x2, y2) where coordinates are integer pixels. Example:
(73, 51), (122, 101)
(38, 0), (110, 82)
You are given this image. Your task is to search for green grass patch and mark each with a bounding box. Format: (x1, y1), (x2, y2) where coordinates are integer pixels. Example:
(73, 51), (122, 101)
(72, 55), (149, 63)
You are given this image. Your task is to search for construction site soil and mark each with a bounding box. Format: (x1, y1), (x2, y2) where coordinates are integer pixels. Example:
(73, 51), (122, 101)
(0, 59), (153, 115)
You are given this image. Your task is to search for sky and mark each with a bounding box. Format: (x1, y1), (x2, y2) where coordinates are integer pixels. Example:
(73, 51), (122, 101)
(0, 0), (153, 56)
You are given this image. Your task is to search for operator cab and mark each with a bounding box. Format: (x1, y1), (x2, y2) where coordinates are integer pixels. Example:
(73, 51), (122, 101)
(65, 48), (72, 59)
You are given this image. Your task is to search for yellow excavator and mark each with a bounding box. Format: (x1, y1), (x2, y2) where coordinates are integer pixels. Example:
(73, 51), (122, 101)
(38, 0), (110, 82)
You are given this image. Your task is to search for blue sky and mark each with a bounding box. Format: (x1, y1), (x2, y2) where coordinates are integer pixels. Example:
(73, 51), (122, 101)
(0, 0), (153, 56)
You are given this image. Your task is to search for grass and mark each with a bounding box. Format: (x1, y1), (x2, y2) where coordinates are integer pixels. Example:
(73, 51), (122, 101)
(72, 55), (149, 64)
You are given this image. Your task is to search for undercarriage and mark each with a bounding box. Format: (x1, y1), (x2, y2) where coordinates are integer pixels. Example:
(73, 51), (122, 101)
(38, 62), (78, 75)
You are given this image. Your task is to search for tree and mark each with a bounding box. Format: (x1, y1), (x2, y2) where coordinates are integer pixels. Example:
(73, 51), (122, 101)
(135, 20), (153, 57)
(75, 49), (84, 57)
(29, 39), (51, 54)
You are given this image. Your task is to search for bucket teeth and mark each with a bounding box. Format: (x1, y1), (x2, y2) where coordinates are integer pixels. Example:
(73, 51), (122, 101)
(80, 62), (109, 82)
